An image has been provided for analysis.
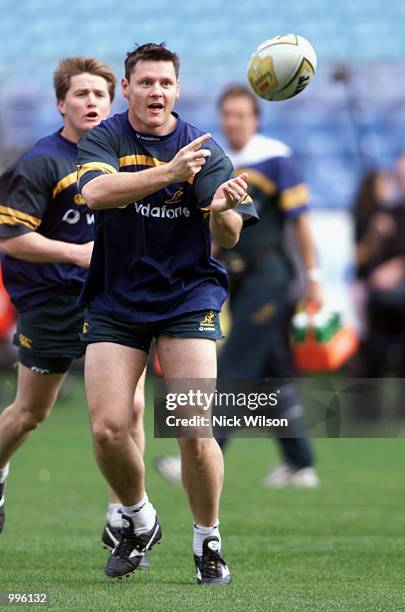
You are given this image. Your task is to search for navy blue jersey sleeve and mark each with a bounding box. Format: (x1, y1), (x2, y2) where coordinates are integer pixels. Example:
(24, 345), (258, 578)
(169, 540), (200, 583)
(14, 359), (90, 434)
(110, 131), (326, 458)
(194, 144), (259, 226)
(271, 155), (309, 218)
(77, 123), (120, 192)
(0, 156), (52, 238)
(193, 144), (233, 209)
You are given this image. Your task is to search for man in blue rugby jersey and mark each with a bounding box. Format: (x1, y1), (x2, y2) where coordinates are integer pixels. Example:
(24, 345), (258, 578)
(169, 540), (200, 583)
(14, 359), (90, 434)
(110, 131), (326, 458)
(77, 43), (258, 585)
(216, 85), (323, 486)
(0, 58), (147, 563)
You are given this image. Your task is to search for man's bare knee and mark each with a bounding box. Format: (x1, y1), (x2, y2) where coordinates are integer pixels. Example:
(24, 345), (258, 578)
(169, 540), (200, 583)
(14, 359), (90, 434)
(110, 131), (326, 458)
(179, 437), (216, 462)
(92, 419), (128, 448)
(12, 401), (52, 433)
(132, 395), (144, 419)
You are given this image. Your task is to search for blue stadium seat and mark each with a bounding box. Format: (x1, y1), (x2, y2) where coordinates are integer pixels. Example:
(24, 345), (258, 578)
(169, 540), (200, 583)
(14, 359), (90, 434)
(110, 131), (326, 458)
(1, 0), (405, 208)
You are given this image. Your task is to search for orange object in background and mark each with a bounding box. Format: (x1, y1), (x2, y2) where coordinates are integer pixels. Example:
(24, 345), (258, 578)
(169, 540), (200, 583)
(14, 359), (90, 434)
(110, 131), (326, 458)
(292, 325), (358, 372)
(291, 302), (358, 372)
(0, 262), (15, 340)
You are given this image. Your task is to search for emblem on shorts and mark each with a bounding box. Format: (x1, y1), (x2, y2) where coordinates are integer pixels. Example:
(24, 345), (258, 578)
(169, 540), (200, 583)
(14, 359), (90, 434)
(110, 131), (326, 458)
(30, 366), (51, 375)
(82, 322), (89, 334)
(199, 311), (216, 332)
(19, 334), (32, 349)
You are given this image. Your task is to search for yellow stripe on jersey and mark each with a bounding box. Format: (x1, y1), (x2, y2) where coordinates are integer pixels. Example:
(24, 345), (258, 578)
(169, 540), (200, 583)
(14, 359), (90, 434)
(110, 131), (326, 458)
(52, 171), (77, 199)
(280, 183), (309, 210)
(77, 162), (118, 182)
(119, 155), (166, 168)
(119, 155), (195, 185)
(0, 205), (41, 230)
(0, 214), (35, 228)
(236, 168), (277, 196)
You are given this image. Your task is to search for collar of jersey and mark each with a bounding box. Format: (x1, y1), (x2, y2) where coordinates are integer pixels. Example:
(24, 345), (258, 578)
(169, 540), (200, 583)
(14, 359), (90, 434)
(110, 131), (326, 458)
(125, 111), (181, 143)
(55, 128), (78, 152)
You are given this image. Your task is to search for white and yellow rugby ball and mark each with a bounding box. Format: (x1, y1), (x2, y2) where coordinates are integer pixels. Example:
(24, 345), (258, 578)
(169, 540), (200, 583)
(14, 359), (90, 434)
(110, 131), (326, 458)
(247, 34), (317, 101)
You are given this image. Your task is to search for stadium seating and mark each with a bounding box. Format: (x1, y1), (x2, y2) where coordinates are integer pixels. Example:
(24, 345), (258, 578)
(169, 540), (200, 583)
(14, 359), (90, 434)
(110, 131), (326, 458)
(0, 0), (404, 208)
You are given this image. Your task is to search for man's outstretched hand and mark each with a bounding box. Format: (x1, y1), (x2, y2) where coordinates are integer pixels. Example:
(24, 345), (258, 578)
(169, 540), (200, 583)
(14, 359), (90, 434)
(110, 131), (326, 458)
(210, 173), (249, 213)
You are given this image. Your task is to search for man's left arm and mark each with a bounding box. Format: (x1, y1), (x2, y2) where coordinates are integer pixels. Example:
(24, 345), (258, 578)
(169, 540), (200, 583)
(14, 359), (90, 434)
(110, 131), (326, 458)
(275, 154), (324, 307)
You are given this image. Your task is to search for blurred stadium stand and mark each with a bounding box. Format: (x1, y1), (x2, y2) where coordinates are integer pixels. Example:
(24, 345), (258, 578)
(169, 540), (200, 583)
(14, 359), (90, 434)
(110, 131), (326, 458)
(0, 0), (405, 208)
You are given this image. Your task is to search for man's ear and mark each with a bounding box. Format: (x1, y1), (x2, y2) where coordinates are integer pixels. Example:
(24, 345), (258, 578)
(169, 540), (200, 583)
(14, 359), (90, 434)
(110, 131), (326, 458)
(57, 99), (65, 115)
(121, 77), (129, 99)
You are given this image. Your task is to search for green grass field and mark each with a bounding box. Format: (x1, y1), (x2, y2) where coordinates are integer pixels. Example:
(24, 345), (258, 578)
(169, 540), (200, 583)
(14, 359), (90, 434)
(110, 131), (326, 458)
(1, 370), (405, 611)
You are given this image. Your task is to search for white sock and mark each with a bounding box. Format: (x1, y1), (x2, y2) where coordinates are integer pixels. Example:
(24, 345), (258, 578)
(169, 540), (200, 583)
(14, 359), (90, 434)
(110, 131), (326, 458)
(122, 494), (156, 534)
(0, 463), (9, 485)
(193, 522), (221, 557)
(106, 503), (122, 528)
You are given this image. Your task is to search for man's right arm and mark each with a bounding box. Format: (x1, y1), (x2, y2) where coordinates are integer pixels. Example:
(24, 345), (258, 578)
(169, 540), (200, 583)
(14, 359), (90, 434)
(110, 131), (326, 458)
(81, 167), (176, 210)
(79, 132), (213, 210)
(0, 233), (93, 268)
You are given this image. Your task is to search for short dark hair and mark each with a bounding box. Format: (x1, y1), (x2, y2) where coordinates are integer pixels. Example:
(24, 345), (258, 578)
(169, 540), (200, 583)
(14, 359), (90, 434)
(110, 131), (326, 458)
(53, 56), (116, 102)
(218, 84), (260, 117)
(125, 43), (180, 81)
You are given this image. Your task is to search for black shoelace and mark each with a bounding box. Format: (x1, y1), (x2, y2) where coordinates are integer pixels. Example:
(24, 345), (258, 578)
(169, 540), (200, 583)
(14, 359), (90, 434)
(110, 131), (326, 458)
(200, 551), (226, 578)
(113, 532), (143, 558)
